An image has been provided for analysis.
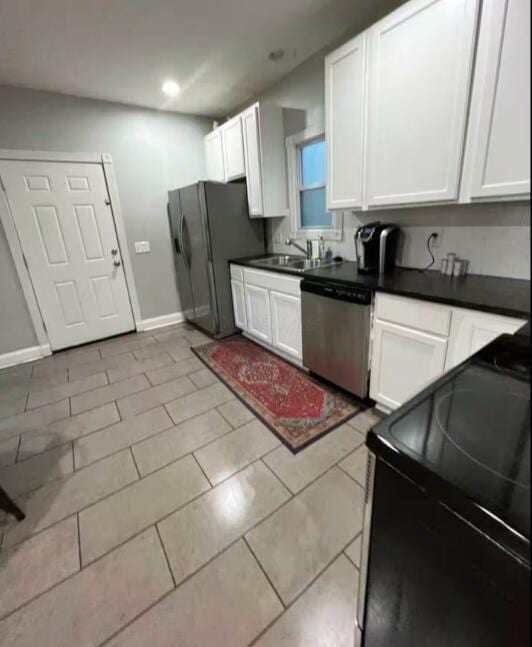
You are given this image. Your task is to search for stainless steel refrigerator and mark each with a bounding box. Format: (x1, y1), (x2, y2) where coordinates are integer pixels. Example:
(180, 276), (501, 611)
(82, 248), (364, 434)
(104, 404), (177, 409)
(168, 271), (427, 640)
(168, 181), (265, 338)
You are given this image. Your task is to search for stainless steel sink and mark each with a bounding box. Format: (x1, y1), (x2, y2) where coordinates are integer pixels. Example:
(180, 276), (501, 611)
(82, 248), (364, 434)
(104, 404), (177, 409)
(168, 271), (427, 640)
(250, 255), (296, 266)
(249, 255), (338, 273)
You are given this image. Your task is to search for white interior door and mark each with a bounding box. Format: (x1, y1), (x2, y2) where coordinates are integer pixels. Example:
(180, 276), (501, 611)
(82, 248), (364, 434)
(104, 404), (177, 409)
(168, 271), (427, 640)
(0, 160), (134, 350)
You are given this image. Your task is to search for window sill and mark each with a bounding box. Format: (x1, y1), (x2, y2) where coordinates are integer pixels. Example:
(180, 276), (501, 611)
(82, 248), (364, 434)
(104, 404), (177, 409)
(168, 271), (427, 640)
(291, 228), (343, 242)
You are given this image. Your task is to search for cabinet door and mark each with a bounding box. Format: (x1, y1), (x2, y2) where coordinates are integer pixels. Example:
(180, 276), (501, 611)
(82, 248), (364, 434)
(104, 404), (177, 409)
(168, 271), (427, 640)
(325, 32), (367, 209)
(244, 283), (271, 343)
(221, 117), (245, 181)
(370, 319), (448, 410)
(445, 309), (526, 371)
(204, 130), (225, 182)
(241, 105), (264, 217)
(230, 279), (247, 331)
(460, 0), (530, 201)
(364, 0), (479, 207)
(270, 291), (302, 360)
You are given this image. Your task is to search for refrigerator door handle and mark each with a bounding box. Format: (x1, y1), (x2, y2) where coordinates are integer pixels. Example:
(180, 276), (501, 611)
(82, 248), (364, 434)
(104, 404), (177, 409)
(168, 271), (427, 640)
(179, 212), (191, 270)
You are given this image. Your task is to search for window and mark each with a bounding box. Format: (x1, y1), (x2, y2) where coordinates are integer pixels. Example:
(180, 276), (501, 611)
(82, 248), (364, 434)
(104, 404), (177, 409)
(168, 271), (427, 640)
(286, 126), (342, 241)
(299, 139), (331, 229)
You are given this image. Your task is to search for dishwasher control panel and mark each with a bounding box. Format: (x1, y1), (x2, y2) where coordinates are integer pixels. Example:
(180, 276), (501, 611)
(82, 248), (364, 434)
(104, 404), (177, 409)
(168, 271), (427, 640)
(301, 280), (372, 305)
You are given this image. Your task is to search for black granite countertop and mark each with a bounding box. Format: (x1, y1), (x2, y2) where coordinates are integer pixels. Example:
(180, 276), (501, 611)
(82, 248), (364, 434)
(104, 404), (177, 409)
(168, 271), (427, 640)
(231, 256), (530, 319)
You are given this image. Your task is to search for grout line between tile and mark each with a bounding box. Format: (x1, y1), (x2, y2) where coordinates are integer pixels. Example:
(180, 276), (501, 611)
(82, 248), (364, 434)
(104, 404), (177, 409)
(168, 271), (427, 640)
(248, 535), (363, 646)
(154, 524), (177, 588)
(190, 453), (214, 488)
(76, 513), (82, 570)
(129, 447), (141, 479)
(14, 434), (22, 464)
(243, 535), (286, 609)
(0, 513), (83, 621)
(337, 463), (365, 489)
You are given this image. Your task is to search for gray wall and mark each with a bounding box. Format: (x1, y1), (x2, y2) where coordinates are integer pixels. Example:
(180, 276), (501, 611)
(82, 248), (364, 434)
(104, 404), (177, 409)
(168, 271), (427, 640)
(251, 40), (531, 280)
(0, 85), (211, 354)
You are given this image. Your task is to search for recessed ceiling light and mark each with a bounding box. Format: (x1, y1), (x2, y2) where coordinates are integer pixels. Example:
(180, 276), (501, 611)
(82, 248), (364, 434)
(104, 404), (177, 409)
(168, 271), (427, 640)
(162, 80), (180, 96)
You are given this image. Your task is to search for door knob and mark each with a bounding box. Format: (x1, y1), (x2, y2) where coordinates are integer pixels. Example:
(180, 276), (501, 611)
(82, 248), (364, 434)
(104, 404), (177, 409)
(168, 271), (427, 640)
(113, 260), (121, 267)
(111, 249), (118, 255)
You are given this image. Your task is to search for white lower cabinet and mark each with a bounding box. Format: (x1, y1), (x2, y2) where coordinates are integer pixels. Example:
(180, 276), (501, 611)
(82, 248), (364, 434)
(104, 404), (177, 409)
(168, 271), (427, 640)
(445, 308), (525, 371)
(370, 319), (448, 411)
(230, 280), (247, 331)
(230, 265), (302, 363)
(270, 291), (302, 360)
(244, 283), (272, 344)
(370, 293), (526, 413)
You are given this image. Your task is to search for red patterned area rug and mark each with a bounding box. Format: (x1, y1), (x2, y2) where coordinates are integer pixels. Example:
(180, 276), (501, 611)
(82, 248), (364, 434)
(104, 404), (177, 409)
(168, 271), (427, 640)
(193, 337), (362, 452)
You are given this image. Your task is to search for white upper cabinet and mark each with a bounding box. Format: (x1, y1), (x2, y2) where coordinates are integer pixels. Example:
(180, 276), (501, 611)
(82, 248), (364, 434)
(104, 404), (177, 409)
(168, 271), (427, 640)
(325, 31), (367, 210)
(241, 105), (264, 217)
(460, 0), (531, 201)
(205, 103), (302, 218)
(221, 117), (245, 181)
(364, 0), (479, 207)
(204, 130), (225, 182)
(242, 103), (303, 218)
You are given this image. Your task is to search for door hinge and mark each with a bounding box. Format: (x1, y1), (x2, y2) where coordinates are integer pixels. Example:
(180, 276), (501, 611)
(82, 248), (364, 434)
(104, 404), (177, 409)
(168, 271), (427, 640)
(105, 198), (111, 206)
(0, 175), (5, 192)
(22, 253), (28, 269)
(42, 321), (47, 333)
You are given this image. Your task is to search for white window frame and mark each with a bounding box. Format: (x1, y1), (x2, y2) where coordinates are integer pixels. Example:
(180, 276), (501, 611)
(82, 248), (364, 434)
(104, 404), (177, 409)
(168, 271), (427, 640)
(286, 124), (342, 241)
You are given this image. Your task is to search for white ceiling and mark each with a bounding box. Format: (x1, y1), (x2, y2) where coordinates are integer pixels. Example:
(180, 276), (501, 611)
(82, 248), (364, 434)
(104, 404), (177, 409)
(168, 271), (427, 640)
(0, 0), (395, 118)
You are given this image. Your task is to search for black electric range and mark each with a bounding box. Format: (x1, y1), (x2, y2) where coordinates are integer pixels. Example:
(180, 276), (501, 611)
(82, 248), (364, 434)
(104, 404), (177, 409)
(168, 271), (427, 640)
(359, 332), (530, 647)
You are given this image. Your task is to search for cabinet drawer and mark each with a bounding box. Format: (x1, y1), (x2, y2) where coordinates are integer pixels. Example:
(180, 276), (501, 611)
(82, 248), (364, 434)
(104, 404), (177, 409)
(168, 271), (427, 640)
(375, 293), (451, 337)
(243, 268), (301, 296)
(230, 264), (244, 281)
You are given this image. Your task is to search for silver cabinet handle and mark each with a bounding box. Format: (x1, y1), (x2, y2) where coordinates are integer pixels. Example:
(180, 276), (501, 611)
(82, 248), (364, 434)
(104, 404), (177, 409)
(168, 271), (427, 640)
(113, 260), (121, 267)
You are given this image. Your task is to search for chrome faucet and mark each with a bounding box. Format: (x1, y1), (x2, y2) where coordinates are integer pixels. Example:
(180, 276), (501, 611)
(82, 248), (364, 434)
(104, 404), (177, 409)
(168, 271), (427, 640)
(285, 237), (312, 259)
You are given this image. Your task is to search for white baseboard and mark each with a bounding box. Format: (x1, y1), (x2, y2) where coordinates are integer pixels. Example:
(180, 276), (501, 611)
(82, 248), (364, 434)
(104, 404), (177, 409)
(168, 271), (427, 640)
(136, 312), (185, 332)
(0, 344), (52, 370)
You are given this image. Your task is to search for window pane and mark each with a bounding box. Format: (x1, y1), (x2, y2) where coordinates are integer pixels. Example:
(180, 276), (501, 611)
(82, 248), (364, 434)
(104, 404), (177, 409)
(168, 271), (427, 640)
(300, 139), (325, 186)
(300, 187), (332, 228)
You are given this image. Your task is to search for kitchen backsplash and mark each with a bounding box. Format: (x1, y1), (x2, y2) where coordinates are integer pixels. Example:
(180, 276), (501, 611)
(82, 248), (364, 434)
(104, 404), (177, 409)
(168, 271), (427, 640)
(268, 201), (531, 280)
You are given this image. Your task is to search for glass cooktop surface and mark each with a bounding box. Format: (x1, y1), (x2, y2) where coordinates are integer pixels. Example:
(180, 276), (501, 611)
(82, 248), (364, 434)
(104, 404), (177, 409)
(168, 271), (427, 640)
(382, 334), (530, 551)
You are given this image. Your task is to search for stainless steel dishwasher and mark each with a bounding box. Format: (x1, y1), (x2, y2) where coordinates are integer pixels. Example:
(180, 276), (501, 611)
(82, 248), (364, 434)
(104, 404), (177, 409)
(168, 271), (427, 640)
(301, 280), (372, 398)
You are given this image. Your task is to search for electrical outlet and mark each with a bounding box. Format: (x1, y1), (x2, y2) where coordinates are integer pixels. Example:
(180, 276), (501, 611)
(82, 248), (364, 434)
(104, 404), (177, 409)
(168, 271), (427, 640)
(135, 241), (150, 254)
(430, 231), (442, 248)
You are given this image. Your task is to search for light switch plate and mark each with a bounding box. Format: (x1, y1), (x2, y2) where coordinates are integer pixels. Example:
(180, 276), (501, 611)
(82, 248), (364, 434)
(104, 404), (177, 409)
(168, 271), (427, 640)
(135, 241), (150, 254)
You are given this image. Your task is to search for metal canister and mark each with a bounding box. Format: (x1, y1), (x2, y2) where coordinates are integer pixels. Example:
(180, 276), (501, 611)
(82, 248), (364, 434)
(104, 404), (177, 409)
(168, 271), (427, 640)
(440, 259), (448, 275)
(453, 259), (464, 277)
(460, 260), (469, 276)
(446, 253), (456, 276)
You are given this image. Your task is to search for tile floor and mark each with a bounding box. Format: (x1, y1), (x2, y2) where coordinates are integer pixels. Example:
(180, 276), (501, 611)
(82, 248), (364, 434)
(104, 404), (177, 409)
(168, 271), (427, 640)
(0, 323), (383, 646)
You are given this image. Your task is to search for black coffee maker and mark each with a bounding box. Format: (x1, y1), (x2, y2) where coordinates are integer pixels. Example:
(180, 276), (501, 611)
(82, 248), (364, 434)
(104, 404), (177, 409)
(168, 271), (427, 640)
(354, 222), (399, 274)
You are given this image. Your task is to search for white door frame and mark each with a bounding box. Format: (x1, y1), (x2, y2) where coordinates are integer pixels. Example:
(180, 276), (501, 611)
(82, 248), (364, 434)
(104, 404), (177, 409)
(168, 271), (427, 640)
(0, 149), (142, 350)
